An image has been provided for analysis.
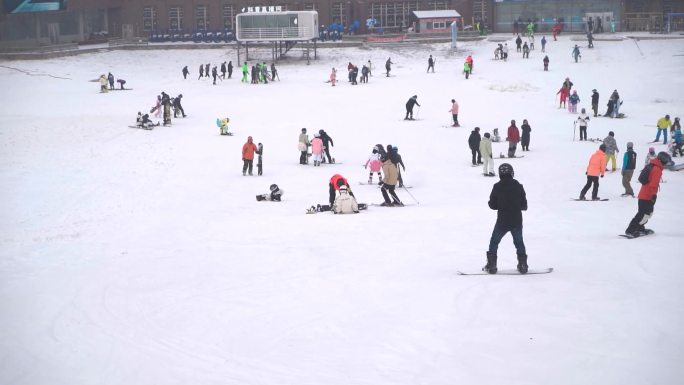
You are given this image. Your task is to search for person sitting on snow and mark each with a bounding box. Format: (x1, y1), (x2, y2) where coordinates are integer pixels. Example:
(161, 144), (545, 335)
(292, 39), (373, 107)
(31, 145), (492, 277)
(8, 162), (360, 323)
(332, 185), (359, 214)
(256, 184), (283, 201)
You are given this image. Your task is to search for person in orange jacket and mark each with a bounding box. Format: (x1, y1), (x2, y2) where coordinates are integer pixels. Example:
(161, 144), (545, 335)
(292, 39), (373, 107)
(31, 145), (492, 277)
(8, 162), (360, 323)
(242, 136), (258, 176)
(579, 144), (608, 200)
(625, 152), (671, 236)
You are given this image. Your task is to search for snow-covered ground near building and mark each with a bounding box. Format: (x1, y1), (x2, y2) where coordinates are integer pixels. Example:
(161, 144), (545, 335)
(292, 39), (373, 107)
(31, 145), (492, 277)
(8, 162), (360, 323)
(1, 34), (683, 385)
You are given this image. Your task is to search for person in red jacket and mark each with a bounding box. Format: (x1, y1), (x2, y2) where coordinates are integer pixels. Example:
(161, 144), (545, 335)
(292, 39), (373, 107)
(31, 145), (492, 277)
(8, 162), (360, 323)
(242, 136), (257, 176)
(507, 120), (520, 157)
(556, 86), (569, 108)
(625, 152), (671, 236)
(328, 174), (355, 206)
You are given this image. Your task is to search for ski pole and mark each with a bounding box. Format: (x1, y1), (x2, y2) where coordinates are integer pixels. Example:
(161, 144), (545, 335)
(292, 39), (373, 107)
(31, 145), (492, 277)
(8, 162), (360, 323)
(402, 185), (419, 205)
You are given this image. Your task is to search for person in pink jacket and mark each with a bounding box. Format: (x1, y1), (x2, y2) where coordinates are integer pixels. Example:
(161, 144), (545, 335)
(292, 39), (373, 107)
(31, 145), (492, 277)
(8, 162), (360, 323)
(311, 133), (324, 166)
(579, 144), (607, 200)
(449, 99), (460, 127)
(365, 147), (383, 184)
(329, 67), (337, 86)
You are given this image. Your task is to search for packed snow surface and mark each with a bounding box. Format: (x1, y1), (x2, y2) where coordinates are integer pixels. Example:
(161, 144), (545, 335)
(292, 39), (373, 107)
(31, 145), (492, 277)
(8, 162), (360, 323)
(1, 34), (683, 385)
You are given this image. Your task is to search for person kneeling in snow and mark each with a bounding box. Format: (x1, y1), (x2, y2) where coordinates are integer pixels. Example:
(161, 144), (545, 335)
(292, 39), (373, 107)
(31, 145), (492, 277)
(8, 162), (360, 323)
(256, 184), (283, 201)
(332, 185), (359, 214)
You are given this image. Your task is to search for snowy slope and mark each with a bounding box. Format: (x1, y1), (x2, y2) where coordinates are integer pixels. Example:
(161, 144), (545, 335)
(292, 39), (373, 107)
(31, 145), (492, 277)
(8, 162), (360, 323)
(1, 34), (683, 385)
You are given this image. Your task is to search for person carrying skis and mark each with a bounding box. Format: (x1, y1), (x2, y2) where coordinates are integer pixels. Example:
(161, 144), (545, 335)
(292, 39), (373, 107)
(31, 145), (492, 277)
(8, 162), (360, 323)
(469, 127), (482, 165)
(332, 185), (359, 214)
(328, 174), (355, 207)
(507, 120), (520, 157)
(318, 130), (334, 163)
(543, 55), (549, 71)
(577, 108), (590, 141)
(520, 119), (532, 151)
(654, 114), (672, 145)
(404, 95), (420, 120)
(241, 62), (249, 82)
(480, 132), (495, 177)
(242, 136), (257, 176)
(621, 142), (637, 197)
(198, 64), (204, 79)
(379, 153), (403, 207)
(427, 54), (435, 73)
(256, 143), (264, 175)
(484, 163), (528, 274)
(298, 128), (310, 165)
(624, 152), (672, 236)
(449, 99), (460, 127)
(385, 57), (393, 77)
(572, 45), (581, 63)
(365, 147), (383, 185)
(591, 89), (600, 117)
(603, 131), (619, 171)
(182, 66), (189, 79)
(256, 184), (283, 201)
(568, 90), (580, 113)
(463, 60), (471, 79)
(515, 34), (522, 52)
(579, 144), (607, 200)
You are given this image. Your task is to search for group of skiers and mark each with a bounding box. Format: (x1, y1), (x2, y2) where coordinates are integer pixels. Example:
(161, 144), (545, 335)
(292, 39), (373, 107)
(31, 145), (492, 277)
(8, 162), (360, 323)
(298, 128), (335, 166)
(147, 91), (185, 126)
(181, 61), (278, 85)
(98, 72), (127, 92)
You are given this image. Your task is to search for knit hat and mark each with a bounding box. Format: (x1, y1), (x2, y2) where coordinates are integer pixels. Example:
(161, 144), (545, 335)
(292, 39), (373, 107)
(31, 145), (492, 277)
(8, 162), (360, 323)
(627, 142), (634, 148)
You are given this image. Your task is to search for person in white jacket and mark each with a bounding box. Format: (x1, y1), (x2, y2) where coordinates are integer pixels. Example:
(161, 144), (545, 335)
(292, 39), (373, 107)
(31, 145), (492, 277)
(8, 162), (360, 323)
(576, 108), (591, 141)
(333, 185), (359, 214)
(480, 132), (495, 176)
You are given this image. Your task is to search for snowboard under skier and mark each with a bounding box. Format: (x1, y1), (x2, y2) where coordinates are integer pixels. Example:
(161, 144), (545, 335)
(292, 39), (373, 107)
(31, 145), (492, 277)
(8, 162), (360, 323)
(579, 144), (607, 200)
(624, 152), (672, 237)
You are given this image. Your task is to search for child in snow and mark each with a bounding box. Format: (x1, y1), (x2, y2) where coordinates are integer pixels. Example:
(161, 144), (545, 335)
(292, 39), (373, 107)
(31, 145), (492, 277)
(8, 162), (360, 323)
(218, 117), (230, 135)
(557, 86), (569, 108)
(311, 133), (324, 166)
(329, 67), (337, 86)
(568, 90), (580, 113)
(99, 74), (108, 93)
(365, 147), (383, 184)
(645, 147), (657, 165)
(256, 184), (283, 201)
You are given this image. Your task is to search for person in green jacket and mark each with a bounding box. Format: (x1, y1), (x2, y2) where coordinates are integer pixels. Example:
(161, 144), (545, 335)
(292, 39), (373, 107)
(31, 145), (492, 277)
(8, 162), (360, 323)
(241, 62), (249, 82)
(463, 61), (471, 79)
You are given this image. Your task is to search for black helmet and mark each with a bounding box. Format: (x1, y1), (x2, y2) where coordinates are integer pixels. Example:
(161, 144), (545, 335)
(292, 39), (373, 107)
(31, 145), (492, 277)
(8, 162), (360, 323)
(319, 129), (324, 135)
(498, 163), (514, 178)
(657, 151), (673, 166)
(270, 184), (279, 192)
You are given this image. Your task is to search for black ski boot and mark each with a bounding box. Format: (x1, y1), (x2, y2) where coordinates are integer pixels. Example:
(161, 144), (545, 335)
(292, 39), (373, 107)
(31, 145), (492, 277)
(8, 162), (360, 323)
(484, 252), (498, 274)
(517, 254), (528, 274)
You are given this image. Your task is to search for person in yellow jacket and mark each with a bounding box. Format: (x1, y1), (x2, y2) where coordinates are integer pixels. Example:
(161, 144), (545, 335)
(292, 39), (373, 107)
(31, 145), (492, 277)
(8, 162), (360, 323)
(654, 114), (672, 145)
(579, 144), (607, 200)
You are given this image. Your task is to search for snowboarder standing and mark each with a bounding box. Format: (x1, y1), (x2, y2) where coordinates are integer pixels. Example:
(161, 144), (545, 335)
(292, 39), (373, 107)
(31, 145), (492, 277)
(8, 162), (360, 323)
(621, 142), (637, 197)
(480, 132), (495, 176)
(318, 130), (334, 163)
(624, 152), (671, 236)
(385, 57), (393, 77)
(311, 133), (324, 166)
(579, 144), (607, 200)
(469, 127), (483, 165)
(242, 136), (257, 176)
(654, 114), (672, 145)
(182, 66), (189, 79)
(577, 108), (590, 141)
(603, 131), (619, 171)
(572, 45), (581, 62)
(543, 55), (549, 71)
(484, 163), (528, 274)
(507, 120), (520, 157)
(449, 99), (460, 127)
(520, 119), (531, 151)
(515, 34), (522, 52)
(298, 128), (310, 165)
(404, 95), (420, 120)
(591, 89), (600, 117)
(427, 54), (435, 72)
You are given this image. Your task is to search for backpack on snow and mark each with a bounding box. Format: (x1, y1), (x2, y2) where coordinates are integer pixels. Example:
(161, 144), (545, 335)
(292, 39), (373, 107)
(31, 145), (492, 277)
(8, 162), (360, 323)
(637, 163), (654, 185)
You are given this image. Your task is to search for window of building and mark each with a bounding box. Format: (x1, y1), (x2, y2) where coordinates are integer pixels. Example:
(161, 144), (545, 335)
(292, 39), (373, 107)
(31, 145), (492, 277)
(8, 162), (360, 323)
(369, 2), (419, 28)
(169, 6), (184, 31)
(143, 6), (158, 31)
(427, 1), (449, 10)
(304, 3), (317, 11)
(331, 2), (346, 25)
(196, 5), (208, 30)
(223, 4), (236, 29)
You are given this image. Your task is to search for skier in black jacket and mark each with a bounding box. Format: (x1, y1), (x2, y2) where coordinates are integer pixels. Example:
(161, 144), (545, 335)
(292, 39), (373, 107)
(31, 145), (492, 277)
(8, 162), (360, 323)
(227, 61), (233, 78)
(318, 130), (335, 163)
(182, 66), (189, 79)
(220, 62), (227, 79)
(591, 89), (600, 117)
(172, 94), (186, 118)
(485, 163), (528, 274)
(404, 95), (420, 120)
(468, 127), (482, 165)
